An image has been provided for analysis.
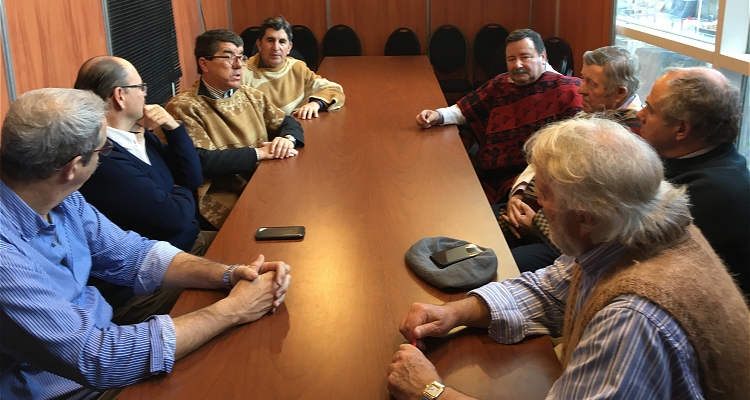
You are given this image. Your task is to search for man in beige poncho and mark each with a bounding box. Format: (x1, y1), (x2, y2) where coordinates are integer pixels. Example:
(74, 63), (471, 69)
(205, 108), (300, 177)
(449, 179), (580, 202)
(243, 16), (345, 120)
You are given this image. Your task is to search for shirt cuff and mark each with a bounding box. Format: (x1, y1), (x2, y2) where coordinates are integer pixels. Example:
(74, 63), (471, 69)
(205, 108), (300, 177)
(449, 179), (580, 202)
(468, 283), (528, 344)
(147, 314), (176, 374)
(135, 242), (182, 295)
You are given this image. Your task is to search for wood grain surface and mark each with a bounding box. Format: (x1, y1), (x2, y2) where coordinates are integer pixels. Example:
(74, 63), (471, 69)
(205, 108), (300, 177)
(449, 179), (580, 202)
(120, 56), (561, 399)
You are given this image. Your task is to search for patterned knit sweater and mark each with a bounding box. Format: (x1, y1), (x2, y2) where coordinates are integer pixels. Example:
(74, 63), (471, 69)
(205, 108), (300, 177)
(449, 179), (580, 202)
(457, 72), (583, 203)
(243, 54), (345, 115)
(561, 225), (750, 400)
(166, 81), (286, 228)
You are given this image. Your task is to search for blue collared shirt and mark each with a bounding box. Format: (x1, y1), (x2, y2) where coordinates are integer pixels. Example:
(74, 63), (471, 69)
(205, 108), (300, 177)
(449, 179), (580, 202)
(470, 243), (704, 399)
(0, 180), (181, 399)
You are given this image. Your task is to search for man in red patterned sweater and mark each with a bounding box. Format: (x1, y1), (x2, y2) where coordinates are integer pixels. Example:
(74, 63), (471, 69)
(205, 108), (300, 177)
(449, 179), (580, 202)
(416, 29), (582, 204)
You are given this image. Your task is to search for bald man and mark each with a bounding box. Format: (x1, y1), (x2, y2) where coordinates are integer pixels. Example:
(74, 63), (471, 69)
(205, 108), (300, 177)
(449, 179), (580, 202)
(637, 67), (750, 296)
(74, 56), (208, 324)
(75, 56), (208, 254)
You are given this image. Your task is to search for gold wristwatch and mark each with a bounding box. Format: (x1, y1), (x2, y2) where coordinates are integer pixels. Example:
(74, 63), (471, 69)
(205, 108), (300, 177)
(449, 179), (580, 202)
(422, 381), (445, 400)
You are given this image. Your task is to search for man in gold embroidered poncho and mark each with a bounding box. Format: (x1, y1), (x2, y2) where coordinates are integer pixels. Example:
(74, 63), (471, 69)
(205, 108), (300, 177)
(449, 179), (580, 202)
(167, 29), (304, 229)
(242, 16), (345, 120)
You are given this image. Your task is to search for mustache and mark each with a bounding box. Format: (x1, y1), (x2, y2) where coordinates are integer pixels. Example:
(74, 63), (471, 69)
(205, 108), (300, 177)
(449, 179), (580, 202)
(512, 68), (528, 75)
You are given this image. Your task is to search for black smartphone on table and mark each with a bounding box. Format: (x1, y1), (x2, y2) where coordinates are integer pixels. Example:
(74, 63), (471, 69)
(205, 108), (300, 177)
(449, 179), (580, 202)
(430, 243), (482, 268)
(255, 226), (305, 241)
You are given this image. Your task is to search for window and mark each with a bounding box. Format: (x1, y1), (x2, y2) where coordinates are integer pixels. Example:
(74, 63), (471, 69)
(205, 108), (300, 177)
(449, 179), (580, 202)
(616, 0), (720, 45)
(615, 0), (750, 168)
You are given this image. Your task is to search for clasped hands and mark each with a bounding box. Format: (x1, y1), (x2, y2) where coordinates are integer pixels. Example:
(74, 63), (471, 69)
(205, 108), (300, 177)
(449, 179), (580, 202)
(502, 193), (536, 239)
(223, 254), (292, 324)
(257, 136), (298, 160)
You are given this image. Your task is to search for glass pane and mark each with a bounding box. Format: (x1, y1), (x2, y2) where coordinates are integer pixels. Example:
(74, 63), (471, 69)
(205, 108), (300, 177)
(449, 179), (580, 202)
(616, 0), (719, 45)
(615, 35), (711, 100)
(739, 77), (750, 169)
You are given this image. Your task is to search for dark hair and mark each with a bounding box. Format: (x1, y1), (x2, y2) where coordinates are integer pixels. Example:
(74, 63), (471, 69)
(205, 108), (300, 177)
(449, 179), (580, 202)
(194, 29), (244, 74)
(1, 88), (107, 182)
(258, 16), (293, 42)
(660, 68), (742, 144)
(74, 56), (130, 100)
(505, 28), (545, 56)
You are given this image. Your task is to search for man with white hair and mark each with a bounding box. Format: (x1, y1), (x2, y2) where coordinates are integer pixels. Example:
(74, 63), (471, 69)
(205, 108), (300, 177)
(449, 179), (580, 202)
(387, 117), (749, 400)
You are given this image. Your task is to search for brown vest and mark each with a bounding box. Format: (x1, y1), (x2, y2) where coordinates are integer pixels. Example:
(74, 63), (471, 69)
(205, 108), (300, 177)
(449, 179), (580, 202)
(561, 225), (750, 400)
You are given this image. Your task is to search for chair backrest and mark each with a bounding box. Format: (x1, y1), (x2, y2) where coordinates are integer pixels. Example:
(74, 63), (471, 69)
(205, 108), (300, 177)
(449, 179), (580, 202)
(473, 23), (510, 73)
(384, 27), (421, 56)
(428, 24), (468, 74)
(322, 24), (362, 57)
(240, 26), (261, 55)
(543, 36), (574, 76)
(488, 46), (508, 78)
(292, 25), (319, 70)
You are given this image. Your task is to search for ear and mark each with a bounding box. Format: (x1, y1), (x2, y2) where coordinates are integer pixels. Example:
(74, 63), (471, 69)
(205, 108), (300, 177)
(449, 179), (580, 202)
(675, 121), (692, 141)
(111, 87), (126, 111)
(615, 86), (628, 105)
(541, 50), (547, 62)
(256, 38), (262, 50)
(577, 211), (595, 237)
(198, 57), (210, 74)
(60, 156), (82, 183)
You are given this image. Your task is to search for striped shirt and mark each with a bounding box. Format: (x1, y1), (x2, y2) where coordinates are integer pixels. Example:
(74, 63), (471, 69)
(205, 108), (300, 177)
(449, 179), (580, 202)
(0, 180), (181, 399)
(470, 243), (705, 399)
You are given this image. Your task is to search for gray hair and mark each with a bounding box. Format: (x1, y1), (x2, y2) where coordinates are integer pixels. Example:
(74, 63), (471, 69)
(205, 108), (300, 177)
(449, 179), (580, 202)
(0, 88), (108, 182)
(582, 46), (640, 99)
(659, 67), (741, 144)
(525, 117), (691, 251)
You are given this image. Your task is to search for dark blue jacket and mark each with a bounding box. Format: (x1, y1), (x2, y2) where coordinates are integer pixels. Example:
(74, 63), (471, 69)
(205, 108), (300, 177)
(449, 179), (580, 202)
(79, 124), (202, 251)
(663, 142), (750, 296)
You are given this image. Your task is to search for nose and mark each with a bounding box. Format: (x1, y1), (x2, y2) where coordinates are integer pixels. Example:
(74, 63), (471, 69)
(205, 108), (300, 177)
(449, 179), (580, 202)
(578, 82), (587, 95)
(636, 108), (646, 122)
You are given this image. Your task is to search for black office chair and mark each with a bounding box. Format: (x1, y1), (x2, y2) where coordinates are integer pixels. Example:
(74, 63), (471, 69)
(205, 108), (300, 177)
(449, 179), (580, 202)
(544, 36), (574, 76)
(240, 26), (261, 56)
(384, 27), (421, 56)
(488, 47), (509, 79)
(322, 24), (362, 57)
(292, 25), (319, 70)
(472, 23), (510, 88)
(428, 24), (472, 95)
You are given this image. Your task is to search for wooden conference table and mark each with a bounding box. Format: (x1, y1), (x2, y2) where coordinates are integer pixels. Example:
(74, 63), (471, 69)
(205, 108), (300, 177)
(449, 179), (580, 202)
(121, 56), (561, 399)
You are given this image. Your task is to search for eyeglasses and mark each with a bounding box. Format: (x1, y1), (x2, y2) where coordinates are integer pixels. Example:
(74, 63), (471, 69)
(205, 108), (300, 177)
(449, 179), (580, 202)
(93, 139), (114, 157)
(204, 54), (248, 65)
(119, 83), (148, 95)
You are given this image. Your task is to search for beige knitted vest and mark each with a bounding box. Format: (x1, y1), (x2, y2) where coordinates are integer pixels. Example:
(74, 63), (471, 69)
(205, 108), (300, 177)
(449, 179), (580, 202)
(561, 225), (750, 400)
(166, 81), (286, 228)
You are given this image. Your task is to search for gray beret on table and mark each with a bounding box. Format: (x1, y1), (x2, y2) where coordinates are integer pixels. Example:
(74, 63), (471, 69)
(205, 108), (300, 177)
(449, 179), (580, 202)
(405, 236), (498, 291)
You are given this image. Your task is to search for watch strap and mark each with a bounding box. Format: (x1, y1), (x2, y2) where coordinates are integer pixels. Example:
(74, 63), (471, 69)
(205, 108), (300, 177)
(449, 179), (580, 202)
(222, 264), (240, 287)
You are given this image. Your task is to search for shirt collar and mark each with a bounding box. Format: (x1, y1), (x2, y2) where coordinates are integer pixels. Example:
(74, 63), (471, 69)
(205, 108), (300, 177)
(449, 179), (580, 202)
(106, 126), (138, 150)
(618, 94), (641, 111)
(0, 179), (53, 241)
(576, 242), (626, 278)
(200, 78), (234, 99)
(678, 144), (720, 159)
